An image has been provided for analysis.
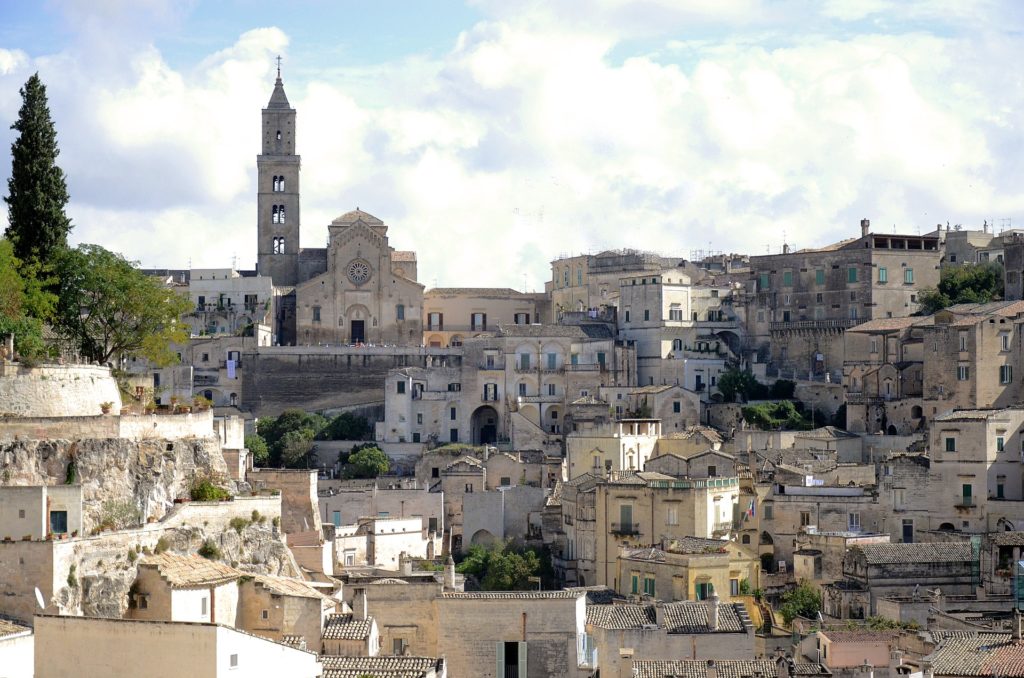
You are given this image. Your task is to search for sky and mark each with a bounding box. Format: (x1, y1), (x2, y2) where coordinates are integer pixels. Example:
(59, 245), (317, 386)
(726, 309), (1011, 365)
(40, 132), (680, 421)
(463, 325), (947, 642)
(0, 0), (1022, 290)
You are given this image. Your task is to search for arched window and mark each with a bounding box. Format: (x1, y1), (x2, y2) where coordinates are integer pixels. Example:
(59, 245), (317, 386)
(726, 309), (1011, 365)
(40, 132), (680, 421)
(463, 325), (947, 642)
(278, 176), (285, 192)
(272, 176), (279, 191)
(672, 338), (683, 351)
(272, 205), (279, 224)
(741, 534), (751, 544)
(276, 130), (282, 140)
(564, 270), (569, 286)
(577, 268), (583, 285)
(278, 205), (286, 224)
(273, 237), (285, 255)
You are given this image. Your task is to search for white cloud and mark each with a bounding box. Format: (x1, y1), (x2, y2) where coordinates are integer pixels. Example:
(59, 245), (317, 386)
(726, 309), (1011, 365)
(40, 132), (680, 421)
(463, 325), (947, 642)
(0, 3), (1021, 287)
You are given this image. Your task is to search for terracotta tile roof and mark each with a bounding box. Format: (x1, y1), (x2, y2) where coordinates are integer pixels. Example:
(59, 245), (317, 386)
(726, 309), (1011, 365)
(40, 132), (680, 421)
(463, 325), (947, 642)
(587, 603), (656, 629)
(848, 317), (932, 333)
(321, 655), (439, 678)
(442, 590), (581, 599)
(992, 532), (1024, 546)
(322, 613), (374, 640)
(662, 426), (725, 443)
(664, 537), (732, 554)
(0, 619), (30, 639)
(496, 323), (615, 339)
(635, 659), (830, 678)
(565, 586), (623, 605)
(853, 542), (972, 565)
(795, 426), (859, 440)
(141, 553), (239, 588)
(662, 601), (746, 633)
(253, 574), (336, 602)
(371, 578), (410, 585)
(571, 394), (608, 405)
(925, 632), (1024, 677)
(281, 634), (305, 647)
(821, 630), (899, 643)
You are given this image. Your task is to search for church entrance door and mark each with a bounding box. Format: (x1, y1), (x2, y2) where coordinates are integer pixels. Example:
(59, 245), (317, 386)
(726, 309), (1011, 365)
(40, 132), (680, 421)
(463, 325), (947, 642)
(351, 320), (365, 344)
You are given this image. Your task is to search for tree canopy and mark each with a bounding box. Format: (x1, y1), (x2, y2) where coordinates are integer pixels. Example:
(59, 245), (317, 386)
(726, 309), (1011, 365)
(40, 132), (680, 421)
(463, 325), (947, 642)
(918, 262), (1004, 314)
(456, 542), (549, 591)
(4, 73), (71, 266)
(779, 581), (822, 624)
(53, 244), (191, 366)
(317, 411), (371, 440)
(0, 239), (48, 360)
(345, 446), (390, 479)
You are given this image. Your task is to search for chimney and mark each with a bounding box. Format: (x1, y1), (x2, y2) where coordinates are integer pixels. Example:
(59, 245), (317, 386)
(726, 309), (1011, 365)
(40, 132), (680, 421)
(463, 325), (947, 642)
(891, 648), (904, 668)
(783, 243), (790, 255)
(400, 552), (412, 576)
(654, 603), (665, 627)
(444, 554), (456, 590)
(1014, 609), (1022, 641)
(709, 593), (720, 630)
(776, 655), (794, 678)
(921, 659), (933, 678)
(707, 659), (718, 678)
(353, 587), (368, 621)
(861, 218), (870, 237)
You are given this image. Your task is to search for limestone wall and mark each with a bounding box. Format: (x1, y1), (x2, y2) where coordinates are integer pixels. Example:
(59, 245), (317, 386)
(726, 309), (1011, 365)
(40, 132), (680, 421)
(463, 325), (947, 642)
(0, 364), (122, 417)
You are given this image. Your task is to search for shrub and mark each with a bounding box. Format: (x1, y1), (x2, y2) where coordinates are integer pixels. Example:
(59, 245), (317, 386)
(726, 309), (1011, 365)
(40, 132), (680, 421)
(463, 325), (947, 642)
(64, 458), (77, 485)
(154, 537), (170, 554)
(345, 446), (390, 479)
(126, 548), (137, 564)
(97, 500), (141, 532)
(251, 510), (265, 524)
(779, 581), (821, 624)
(198, 539), (222, 560)
(229, 517), (250, 534)
(190, 476), (232, 502)
(67, 564), (77, 589)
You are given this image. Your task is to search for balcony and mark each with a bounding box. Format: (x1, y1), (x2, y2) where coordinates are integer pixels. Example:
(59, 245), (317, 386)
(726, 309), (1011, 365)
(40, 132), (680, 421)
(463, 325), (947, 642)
(610, 522), (640, 536)
(769, 318), (857, 331)
(518, 394), (561, 404)
(478, 363), (505, 371)
(712, 521), (734, 534)
(566, 363), (604, 372)
(955, 497), (976, 509)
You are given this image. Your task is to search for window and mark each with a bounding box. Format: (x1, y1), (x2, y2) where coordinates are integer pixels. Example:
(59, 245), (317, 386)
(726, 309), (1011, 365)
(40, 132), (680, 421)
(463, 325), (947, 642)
(945, 437), (956, 452)
(904, 268), (914, 284)
(815, 269), (825, 285)
(763, 504), (773, 520)
(230, 654), (238, 668)
(643, 576), (656, 597)
(448, 383), (461, 392)
(332, 511), (341, 527)
(666, 507), (678, 525)
(782, 270), (793, 287)
(518, 383), (527, 397)
(669, 307), (683, 321)
(631, 573), (639, 594)
(393, 638), (407, 655)
(957, 365), (969, 381)
(597, 352), (606, 366)
(707, 465), (717, 477)
(759, 273), (770, 291)
(427, 312), (443, 330)
(547, 353), (557, 369)
(673, 401), (681, 413)
(848, 512), (861, 531)
(412, 432), (420, 443)
(577, 268), (583, 285)
(396, 304), (405, 321)
(696, 581), (714, 600)
(272, 236), (285, 254)
(312, 306), (321, 322)
(18, 509), (25, 519)
(730, 579), (740, 596)
(519, 353), (531, 370)
(417, 413), (423, 424)
(870, 338), (878, 354)
(847, 267), (858, 283)
(450, 428), (459, 443)
(514, 312), (530, 324)
(959, 333), (968, 351)
(997, 436), (1005, 452)
(547, 383), (556, 396)
(878, 267), (887, 283)
(431, 467), (439, 478)
(962, 483), (972, 505)
(471, 312), (487, 331)
(800, 511), (811, 527)
(450, 407), (457, 421)
(202, 353), (210, 362)
(1001, 365), (1013, 384)
(201, 597), (208, 616)
(501, 476), (511, 487)
(397, 381), (406, 394)
(816, 293), (823, 303)
(625, 310), (630, 323)
(262, 608), (270, 620)
(1002, 333), (1011, 351)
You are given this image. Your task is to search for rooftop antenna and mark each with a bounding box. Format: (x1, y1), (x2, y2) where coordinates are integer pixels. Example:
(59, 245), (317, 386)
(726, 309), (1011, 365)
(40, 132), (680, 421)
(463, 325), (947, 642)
(275, 54), (282, 79)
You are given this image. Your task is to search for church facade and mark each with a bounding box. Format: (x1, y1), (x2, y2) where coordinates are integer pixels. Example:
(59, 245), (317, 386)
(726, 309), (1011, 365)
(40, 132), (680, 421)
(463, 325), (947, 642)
(256, 70), (423, 346)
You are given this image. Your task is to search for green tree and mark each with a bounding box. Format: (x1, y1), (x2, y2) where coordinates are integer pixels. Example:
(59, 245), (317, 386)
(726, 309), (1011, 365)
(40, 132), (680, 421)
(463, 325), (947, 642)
(256, 409), (328, 466)
(279, 429), (314, 467)
(455, 542), (547, 591)
(0, 239), (47, 360)
(778, 581), (821, 624)
(345, 446), (390, 479)
(4, 74), (72, 266)
(318, 412), (371, 440)
(53, 244), (191, 366)
(717, 368), (758, 402)
(741, 400), (813, 431)
(918, 262), (1004, 314)
(245, 435), (269, 466)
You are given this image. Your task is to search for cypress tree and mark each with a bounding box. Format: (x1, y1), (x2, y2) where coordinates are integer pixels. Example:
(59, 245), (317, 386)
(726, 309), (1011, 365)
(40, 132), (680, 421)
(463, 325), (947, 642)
(4, 73), (72, 265)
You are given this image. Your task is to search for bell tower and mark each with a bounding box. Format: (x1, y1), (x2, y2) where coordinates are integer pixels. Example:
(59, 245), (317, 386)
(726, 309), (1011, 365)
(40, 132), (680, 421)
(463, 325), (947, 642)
(257, 57), (300, 287)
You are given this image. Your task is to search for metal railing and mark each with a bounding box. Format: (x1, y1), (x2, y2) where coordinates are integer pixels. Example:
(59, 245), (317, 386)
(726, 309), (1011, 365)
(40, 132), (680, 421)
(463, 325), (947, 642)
(611, 522), (640, 535)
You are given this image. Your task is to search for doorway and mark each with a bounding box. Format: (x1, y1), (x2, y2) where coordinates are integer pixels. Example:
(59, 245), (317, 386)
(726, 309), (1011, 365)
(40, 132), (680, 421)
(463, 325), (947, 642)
(351, 320), (365, 344)
(902, 519), (914, 543)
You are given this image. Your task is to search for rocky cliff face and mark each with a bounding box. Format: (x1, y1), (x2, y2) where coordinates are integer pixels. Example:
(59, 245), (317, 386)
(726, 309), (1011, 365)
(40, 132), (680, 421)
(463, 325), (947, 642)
(0, 436), (231, 530)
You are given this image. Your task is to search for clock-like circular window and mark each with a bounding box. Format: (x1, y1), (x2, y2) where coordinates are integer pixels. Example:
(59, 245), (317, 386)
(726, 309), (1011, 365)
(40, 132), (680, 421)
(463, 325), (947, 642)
(347, 259), (371, 285)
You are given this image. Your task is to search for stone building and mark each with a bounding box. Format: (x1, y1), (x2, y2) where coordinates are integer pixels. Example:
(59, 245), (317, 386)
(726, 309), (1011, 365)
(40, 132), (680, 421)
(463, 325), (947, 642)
(566, 418), (662, 480)
(0, 618), (32, 678)
(421, 287), (550, 348)
(746, 219), (941, 380)
(586, 597), (757, 678)
(922, 630), (1024, 678)
(824, 542), (975, 618)
(615, 537), (760, 602)
(0, 485), (82, 541)
(253, 70), (423, 347)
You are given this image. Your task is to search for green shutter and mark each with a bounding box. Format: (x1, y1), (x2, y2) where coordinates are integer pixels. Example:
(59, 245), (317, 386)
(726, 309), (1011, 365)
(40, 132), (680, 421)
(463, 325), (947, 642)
(496, 641), (504, 677)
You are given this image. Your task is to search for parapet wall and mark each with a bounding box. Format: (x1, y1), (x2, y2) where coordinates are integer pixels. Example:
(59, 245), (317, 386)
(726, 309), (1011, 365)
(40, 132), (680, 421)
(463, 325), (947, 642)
(0, 363), (122, 417)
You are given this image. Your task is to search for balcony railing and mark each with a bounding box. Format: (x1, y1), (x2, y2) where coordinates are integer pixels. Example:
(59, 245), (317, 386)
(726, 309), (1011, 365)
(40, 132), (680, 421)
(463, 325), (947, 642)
(610, 522), (640, 535)
(712, 521), (733, 533)
(769, 319), (857, 331)
(566, 363), (604, 372)
(518, 394), (561, 404)
(956, 497), (975, 508)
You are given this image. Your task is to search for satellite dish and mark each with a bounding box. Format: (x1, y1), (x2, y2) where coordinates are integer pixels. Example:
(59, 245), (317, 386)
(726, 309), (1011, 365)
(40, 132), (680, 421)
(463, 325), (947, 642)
(34, 587), (45, 610)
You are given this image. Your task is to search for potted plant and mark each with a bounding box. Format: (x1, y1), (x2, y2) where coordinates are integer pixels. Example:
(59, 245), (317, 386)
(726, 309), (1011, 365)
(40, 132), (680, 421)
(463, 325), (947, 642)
(100, 402), (113, 414)
(144, 401), (157, 415)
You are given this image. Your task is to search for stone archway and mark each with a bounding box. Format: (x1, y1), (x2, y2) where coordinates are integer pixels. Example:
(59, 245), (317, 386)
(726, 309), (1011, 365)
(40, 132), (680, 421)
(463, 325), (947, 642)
(472, 405), (500, 445)
(470, 529), (496, 547)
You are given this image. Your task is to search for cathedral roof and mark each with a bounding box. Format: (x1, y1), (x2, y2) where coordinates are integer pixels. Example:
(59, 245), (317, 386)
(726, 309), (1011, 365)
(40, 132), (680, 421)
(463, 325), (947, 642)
(266, 76), (291, 110)
(333, 209), (385, 225)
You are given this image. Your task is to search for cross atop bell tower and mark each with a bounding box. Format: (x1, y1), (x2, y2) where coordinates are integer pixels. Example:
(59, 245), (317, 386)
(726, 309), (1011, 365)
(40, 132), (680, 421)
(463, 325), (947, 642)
(257, 58), (300, 287)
